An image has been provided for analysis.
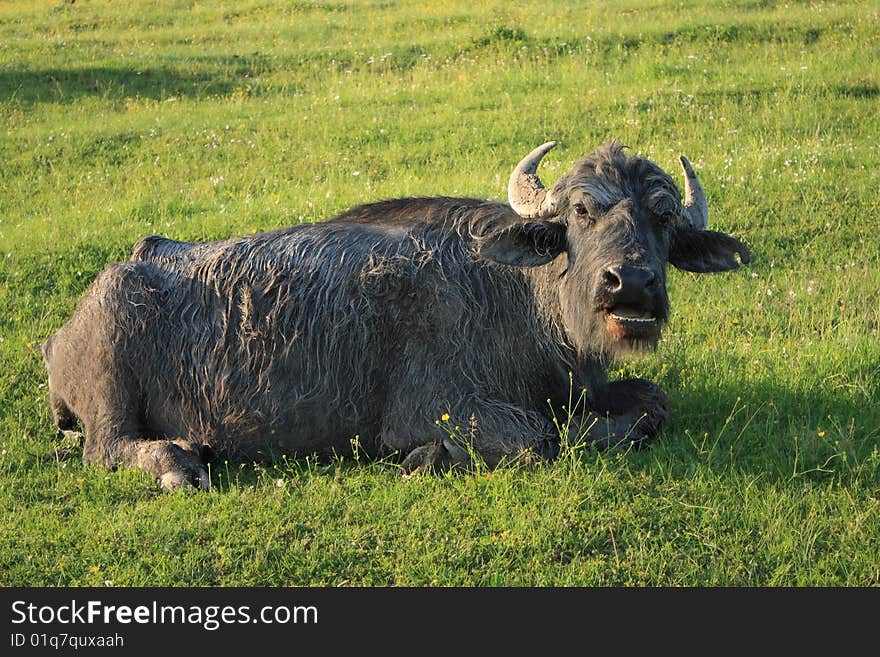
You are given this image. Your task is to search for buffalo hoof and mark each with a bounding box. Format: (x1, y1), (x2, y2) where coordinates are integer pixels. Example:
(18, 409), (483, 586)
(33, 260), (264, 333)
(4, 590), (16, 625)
(135, 439), (211, 491)
(613, 415), (655, 449)
(401, 440), (471, 476)
(584, 410), (660, 450)
(159, 465), (210, 491)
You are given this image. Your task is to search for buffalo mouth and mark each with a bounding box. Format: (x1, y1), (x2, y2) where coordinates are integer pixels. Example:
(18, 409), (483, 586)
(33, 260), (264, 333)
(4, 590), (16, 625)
(602, 304), (661, 340)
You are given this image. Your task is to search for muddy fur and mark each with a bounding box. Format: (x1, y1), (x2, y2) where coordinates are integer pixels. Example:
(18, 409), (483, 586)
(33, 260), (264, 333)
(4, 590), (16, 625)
(43, 143), (750, 487)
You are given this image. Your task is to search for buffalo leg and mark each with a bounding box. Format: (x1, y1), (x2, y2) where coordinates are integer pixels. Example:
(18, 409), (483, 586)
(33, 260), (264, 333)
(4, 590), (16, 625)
(49, 382), (210, 490)
(44, 263), (210, 490)
(572, 378), (669, 448)
(81, 428), (211, 491)
(386, 395), (558, 472)
(48, 361), (210, 491)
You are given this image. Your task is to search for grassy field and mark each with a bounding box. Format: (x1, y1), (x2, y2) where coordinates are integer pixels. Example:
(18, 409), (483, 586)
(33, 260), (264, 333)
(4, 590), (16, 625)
(1, 0), (878, 586)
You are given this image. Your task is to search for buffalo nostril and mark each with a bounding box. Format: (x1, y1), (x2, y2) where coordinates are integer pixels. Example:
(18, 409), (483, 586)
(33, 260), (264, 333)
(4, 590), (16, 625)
(603, 268), (622, 291)
(604, 265), (657, 295)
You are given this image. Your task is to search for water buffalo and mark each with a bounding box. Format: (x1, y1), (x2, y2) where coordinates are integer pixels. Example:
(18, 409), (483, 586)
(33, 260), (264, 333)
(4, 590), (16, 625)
(42, 141), (750, 489)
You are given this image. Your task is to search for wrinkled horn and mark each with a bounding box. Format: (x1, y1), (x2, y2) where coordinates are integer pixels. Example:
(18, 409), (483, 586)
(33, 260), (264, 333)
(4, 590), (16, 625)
(678, 155), (708, 230)
(508, 141), (559, 219)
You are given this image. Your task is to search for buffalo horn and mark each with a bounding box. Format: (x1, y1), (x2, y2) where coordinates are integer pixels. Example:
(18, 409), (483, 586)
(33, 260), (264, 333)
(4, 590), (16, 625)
(508, 141), (559, 219)
(678, 155), (709, 230)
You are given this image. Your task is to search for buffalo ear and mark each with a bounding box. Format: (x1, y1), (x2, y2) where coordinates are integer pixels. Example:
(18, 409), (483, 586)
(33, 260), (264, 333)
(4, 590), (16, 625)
(477, 221), (566, 267)
(669, 228), (752, 273)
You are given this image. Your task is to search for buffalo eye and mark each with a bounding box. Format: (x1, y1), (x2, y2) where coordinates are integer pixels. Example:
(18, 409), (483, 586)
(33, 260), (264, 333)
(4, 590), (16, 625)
(572, 201), (597, 226)
(656, 212), (671, 227)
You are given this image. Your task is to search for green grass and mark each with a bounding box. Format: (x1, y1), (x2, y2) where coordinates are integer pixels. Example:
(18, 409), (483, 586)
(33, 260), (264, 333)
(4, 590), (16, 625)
(1, 0), (879, 586)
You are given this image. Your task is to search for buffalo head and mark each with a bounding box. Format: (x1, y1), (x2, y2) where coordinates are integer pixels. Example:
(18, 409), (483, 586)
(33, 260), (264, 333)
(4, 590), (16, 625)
(479, 141), (751, 357)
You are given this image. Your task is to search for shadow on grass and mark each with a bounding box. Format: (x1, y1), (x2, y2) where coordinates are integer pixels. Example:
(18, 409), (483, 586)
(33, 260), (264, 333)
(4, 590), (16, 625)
(635, 371), (880, 485)
(0, 65), (244, 105)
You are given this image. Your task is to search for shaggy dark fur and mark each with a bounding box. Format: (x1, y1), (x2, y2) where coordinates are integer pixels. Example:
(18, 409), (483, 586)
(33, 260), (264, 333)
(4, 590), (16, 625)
(42, 143), (750, 488)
